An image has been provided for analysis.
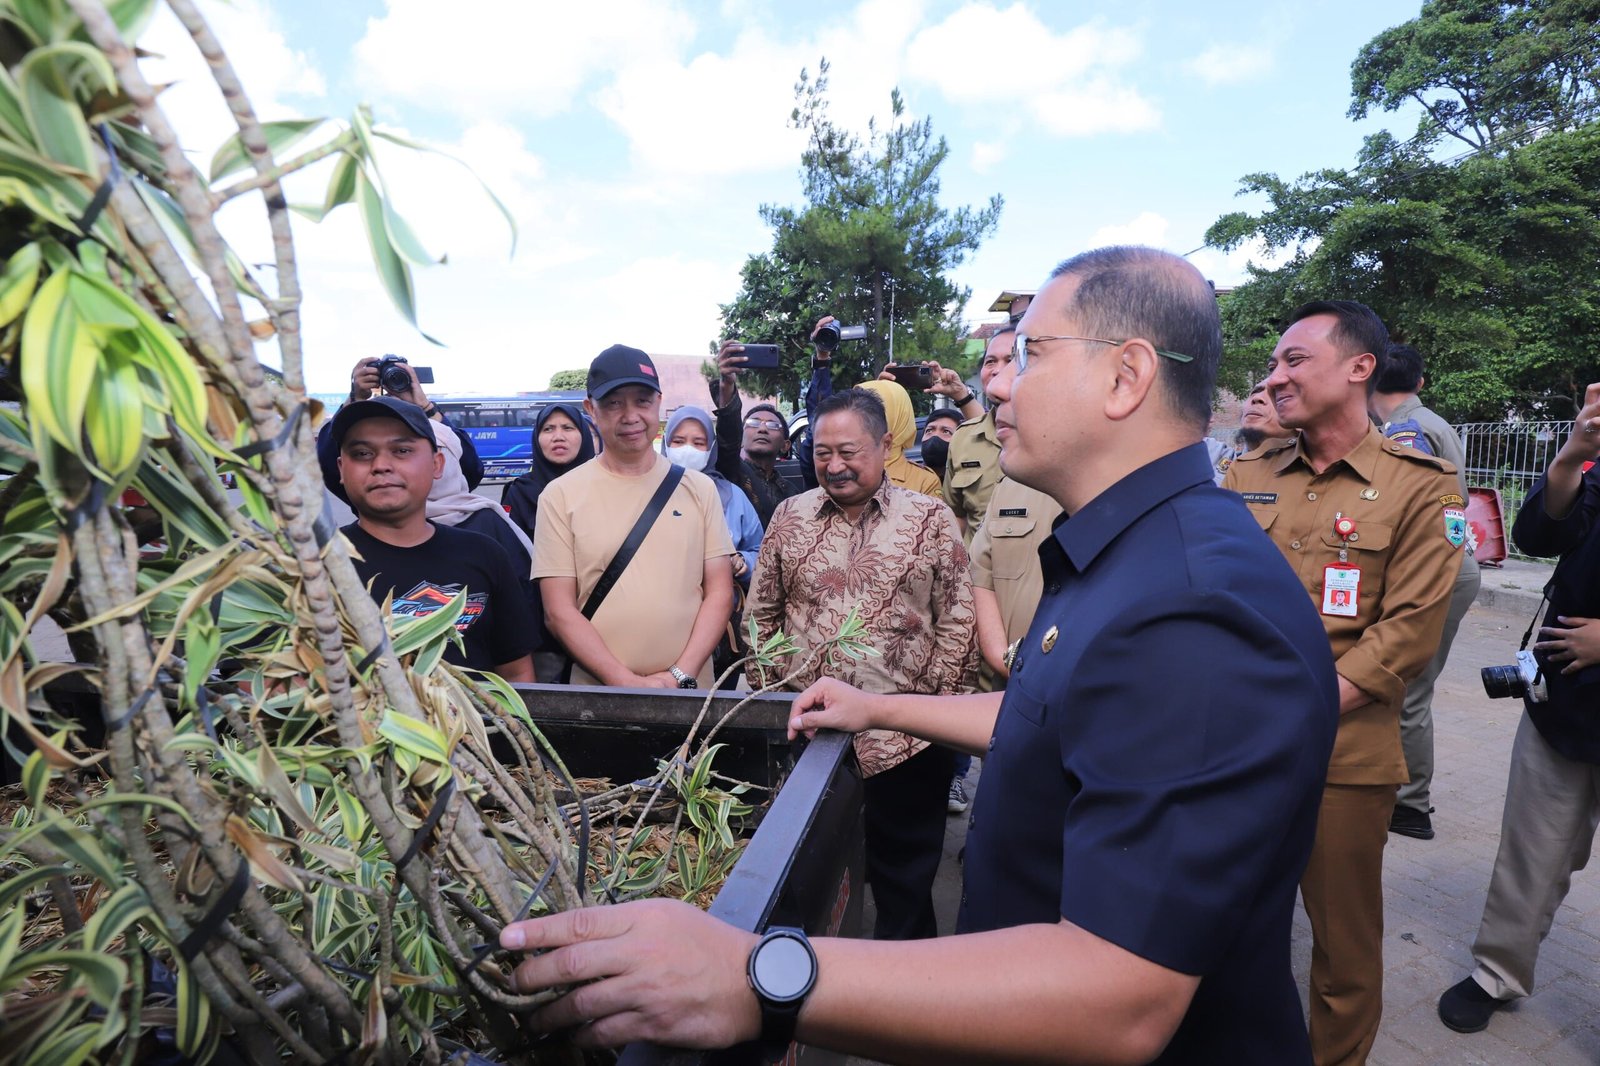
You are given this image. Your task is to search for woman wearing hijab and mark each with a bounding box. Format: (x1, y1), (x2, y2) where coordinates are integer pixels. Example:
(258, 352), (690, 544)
(664, 405), (763, 688)
(503, 403), (596, 545)
(856, 379), (945, 501)
(428, 421), (535, 574)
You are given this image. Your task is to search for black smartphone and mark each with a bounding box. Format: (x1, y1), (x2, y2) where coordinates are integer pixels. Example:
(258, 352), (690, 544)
(886, 364), (933, 389)
(739, 344), (781, 370)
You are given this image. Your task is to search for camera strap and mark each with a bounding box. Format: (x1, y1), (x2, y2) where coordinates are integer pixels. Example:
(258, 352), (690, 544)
(581, 464), (685, 620)
(1516, 584), (1552, 652)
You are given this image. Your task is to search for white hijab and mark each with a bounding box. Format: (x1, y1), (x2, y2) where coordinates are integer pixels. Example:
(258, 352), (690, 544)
(427, 420), (535, 563)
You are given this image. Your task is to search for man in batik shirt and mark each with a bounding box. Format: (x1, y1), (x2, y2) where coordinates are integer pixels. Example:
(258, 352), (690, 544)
(749, 386), (978, 940)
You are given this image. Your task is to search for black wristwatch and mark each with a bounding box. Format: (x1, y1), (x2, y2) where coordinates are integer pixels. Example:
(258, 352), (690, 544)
(669, 665), (697, 689)
(747, 926), (817, 1053)
(954, 390), (978, 408)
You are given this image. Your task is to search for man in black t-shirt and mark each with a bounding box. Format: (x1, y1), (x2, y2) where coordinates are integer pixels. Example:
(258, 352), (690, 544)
(331, 396), (536, 680)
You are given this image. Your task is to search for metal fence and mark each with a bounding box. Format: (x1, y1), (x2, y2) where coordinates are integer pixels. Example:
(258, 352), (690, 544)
(1455, 421), (1568, 560)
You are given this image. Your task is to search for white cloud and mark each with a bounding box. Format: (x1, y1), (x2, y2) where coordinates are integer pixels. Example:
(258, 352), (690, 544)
(352, 0), (696, 119)
(596, 0), (925, 177)
(971, 139), (1007, 173)
(904, 4), (1157, 135)
(1089, 211), (1170, 248)
(135, 0), (324, 156)
(1189, 236), (1303, 287)
(1185, 43), (1275, 87)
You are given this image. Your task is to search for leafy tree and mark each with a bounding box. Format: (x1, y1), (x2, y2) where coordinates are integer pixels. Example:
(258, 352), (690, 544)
(720, 59), (1002, 405)
(547, 368), (587, 390)
(1350, 0), (1600, 150)
(1206, 1), (1600, 420)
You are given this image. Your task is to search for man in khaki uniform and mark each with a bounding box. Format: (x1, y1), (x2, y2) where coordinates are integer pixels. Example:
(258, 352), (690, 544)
(969, 478), (1061, 678)
(1224, 300), (1463, 1066)
(944, 326), (1014, 544)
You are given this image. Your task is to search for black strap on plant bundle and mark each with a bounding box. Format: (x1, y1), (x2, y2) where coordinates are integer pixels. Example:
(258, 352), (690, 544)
(580, 464), (683, 620)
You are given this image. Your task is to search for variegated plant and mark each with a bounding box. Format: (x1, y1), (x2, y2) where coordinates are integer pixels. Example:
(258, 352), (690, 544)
(0, 2), (589, 1063)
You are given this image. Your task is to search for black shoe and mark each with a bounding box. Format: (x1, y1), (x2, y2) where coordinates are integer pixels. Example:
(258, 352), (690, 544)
(1390, 805), (1435, 840)
(1438, 977), (1507, 1033)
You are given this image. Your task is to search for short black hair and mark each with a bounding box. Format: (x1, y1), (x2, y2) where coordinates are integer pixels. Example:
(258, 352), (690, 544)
(925, 407), (963, 431)
(1287, 300), (1389, 396)
(1049, 246), (1222, 427)
(1374, 342), (1425, 395)
(987, 323), (1017, 340)
(815, 387), (888, 440)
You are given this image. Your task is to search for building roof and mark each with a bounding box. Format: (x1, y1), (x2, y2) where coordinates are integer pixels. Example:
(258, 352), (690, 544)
(987, 289), (1037, 314)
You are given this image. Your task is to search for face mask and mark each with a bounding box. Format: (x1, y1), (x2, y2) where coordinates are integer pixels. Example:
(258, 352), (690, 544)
(920, 435), (950, 476)
(664, 444), (710, 471)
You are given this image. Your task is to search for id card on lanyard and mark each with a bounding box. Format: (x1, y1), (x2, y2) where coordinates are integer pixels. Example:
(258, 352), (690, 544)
(1322, 565), (1360, 617)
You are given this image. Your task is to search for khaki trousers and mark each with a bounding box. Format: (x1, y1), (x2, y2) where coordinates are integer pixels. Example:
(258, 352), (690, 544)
(1471, 711), (1600, 999)
(1396, 557), (1480, 812)
(1301, 783), (1396, 1066)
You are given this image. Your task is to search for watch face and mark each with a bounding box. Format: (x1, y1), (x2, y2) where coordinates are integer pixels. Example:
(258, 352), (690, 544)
(752, 934), (815, 1003)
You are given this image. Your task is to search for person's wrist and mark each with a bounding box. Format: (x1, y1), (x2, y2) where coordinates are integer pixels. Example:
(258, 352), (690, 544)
(954, 389), (977, 407)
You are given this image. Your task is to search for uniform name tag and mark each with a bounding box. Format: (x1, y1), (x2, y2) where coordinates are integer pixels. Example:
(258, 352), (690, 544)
(961, 461), (981, 468)
(1322, 565), (1360, 617)
(998, 508), (1028, 517)
(1241, 492), (1278, 504)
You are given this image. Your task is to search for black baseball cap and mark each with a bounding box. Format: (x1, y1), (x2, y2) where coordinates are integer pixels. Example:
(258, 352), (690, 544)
(588, 344), (661, 399)
(329, 395), (437, 451)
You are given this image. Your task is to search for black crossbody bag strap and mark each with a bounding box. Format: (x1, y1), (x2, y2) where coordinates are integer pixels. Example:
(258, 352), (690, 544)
(581, 464), (684, 620)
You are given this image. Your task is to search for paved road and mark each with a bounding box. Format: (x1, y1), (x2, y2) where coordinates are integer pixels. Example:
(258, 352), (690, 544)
(882, 587), (1600, 1065)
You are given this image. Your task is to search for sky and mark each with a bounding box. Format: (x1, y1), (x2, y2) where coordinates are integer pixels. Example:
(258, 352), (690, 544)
(134, 0), (1429, 395)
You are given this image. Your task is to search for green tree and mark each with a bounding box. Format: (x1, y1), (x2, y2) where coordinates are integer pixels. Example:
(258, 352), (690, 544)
(547, 368), (587, 390)
(1206, 1), (1600, 420)
(720, 59), (1002, 405)
(1350, 0), (1600, 150)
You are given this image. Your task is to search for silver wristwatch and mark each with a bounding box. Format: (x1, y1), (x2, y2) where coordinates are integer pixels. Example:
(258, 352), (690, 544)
(669, 665), (696, 689)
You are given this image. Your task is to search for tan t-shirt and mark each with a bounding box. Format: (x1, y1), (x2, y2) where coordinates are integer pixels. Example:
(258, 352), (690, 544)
(533, 456), (734, 685)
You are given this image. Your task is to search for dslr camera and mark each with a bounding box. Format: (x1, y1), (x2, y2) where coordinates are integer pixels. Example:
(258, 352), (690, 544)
(375, 354), (434, 394)
(814, 321), (867, 351)
(1481, 649), (1548, 703)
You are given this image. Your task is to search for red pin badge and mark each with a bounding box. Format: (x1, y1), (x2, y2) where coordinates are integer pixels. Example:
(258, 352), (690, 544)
(1334, 516), (1358, 539)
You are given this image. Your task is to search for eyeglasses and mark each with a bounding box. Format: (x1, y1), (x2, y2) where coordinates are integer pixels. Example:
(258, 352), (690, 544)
(1013, 333), (1194, 373)
(743, 417), (784, 430)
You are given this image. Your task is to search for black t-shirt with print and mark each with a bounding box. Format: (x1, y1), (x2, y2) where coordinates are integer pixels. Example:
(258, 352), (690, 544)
(342, 521), (536, 672)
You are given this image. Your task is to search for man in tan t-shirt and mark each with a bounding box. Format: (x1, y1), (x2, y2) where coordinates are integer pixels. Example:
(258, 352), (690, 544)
(534, 345), (734, 688)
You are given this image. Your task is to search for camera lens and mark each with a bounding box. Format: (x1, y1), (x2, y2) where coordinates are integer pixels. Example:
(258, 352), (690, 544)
(815, 323), (840, 350)
(1480, 664), (1527, 700)
(379, 363), (411, 393)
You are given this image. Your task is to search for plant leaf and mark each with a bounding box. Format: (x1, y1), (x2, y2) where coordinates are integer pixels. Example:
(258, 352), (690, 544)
(355, 168), (441, 345)
(377, 710), (452, 765)
(0, 241), (40, 328)
(208, 117), (327, 183)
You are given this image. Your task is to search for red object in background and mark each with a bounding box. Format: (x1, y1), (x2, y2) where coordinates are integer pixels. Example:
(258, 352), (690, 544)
(1466, 486), (1508, 566)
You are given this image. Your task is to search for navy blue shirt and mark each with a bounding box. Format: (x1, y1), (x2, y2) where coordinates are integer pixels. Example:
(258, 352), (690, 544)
(1512, 465), (1600, 763)
(960, 444), (1338, 1065)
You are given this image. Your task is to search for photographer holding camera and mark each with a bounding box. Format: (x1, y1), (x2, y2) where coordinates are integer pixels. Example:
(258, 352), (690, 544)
(1438, 382), (1600, 1036)
(316, 355), (484, 503)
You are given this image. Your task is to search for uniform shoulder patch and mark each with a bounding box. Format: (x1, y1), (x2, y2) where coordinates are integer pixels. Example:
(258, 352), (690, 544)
(1439, 493), (1465, 508)
(1444, 507), (1467, 549)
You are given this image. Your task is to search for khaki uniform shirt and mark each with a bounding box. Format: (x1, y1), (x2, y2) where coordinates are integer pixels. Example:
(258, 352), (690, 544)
(969, 478), (1062, 644)
(1385, 395), (1481, 578)
(532, 456), (733, 686)
(943, 411), (1003, 545)
(1223, 426), (1464, 785)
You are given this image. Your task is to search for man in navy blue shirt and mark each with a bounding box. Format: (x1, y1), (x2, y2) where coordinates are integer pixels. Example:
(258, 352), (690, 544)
(495, 247), (1337, 1064)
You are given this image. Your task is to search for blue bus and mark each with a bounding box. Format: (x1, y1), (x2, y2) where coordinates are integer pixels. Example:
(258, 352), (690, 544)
(433, 392), (584, 479)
